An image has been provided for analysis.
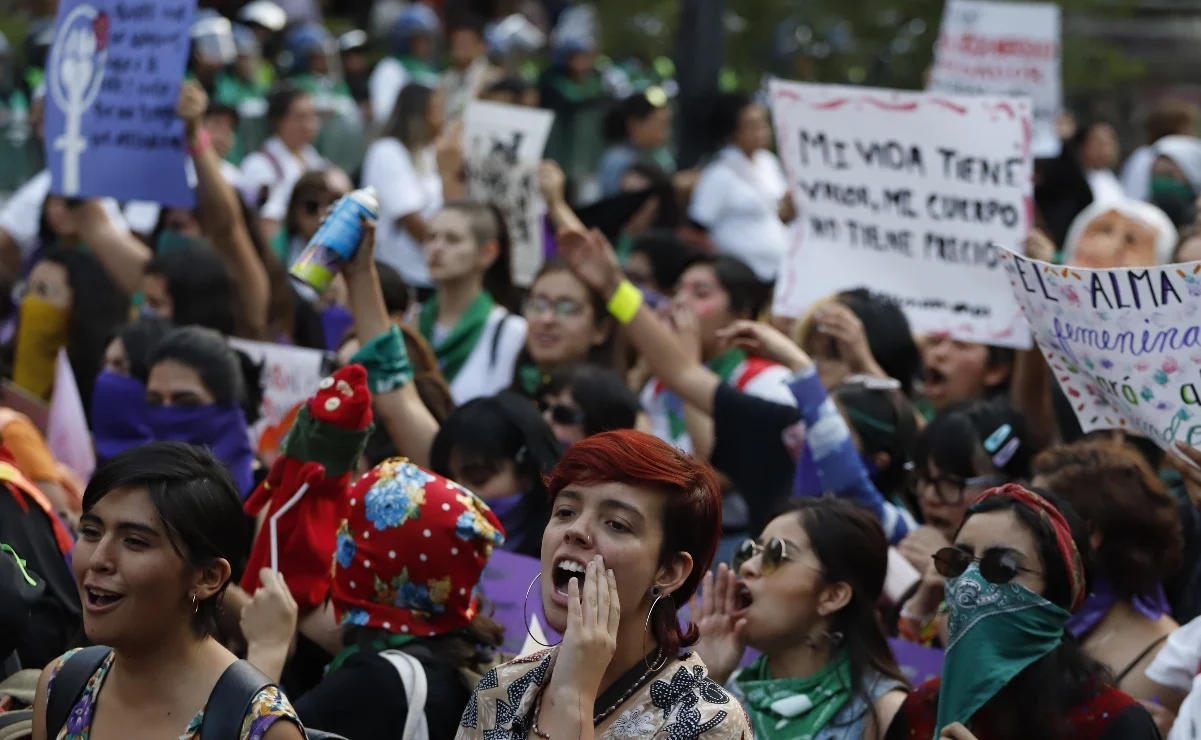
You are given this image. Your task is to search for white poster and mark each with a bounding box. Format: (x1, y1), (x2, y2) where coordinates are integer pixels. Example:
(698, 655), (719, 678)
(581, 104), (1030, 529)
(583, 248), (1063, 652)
(463, 100), (555, 287)
(769, 80), (1033, 348)
(1003, 251), (1201, 450)
(928, 0), (1062, 157)
(228, 338), (329, 446)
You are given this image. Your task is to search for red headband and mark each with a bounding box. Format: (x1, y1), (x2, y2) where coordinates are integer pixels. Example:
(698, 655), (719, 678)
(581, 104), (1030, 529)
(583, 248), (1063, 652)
(972, 483), (1086, 612)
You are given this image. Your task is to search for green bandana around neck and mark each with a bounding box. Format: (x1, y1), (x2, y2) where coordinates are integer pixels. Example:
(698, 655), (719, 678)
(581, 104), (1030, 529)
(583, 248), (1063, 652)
(665, 348), (746, 440)
(326, 632), (420, 674)
(518, 363), (545, 395)
(736, 652), (853, 740)
(419, 292), (495, 383)
(936, 564), (1071, 737)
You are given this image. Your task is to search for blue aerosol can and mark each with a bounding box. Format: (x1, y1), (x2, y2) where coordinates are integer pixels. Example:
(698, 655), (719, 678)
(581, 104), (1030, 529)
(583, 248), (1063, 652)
(289, 186), (379, 293)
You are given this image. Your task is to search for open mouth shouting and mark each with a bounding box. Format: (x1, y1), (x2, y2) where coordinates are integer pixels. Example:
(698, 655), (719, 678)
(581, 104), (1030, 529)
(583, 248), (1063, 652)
(549, 556), (588, 607)
(731, 581), (754, 619)
(83, 584), (125, 615)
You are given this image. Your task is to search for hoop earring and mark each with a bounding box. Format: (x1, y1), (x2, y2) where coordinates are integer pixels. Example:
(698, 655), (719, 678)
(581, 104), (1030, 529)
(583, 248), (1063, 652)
(523, 573), (562, 648)
(642, 589), (668, 671)
(191, 592), (199, 614)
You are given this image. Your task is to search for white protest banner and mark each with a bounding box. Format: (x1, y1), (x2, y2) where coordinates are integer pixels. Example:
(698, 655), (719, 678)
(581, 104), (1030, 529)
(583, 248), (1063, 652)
(769, 80), (1032, 348)
(1003, 251), (1201, 450)
(463, 100), (555, 287)
(228, 338), (329, 446)
(928, 0), (1062, 157)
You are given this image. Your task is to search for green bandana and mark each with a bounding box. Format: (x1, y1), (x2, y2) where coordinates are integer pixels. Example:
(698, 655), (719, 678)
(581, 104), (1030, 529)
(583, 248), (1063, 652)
(419, 292), (495, 383)
(326, 633), (419, 674)
(666, 348), (746, 440)
(936, 564), (1070, 736)
(397, 56), (442, 88)
(736, 652), (853, 740)
(518, 363), (545, 396)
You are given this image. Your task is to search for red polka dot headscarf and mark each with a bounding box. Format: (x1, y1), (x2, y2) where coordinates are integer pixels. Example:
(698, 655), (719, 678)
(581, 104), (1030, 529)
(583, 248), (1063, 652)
(330, 458), (505, 636)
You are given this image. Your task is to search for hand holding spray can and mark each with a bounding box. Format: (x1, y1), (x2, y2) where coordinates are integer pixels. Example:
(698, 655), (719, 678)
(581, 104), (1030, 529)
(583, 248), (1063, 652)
(289, 186), (379, 293)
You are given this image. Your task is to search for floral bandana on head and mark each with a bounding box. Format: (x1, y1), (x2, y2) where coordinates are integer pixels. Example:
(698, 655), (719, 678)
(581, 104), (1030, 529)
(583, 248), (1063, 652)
(330, 458), (506, 637)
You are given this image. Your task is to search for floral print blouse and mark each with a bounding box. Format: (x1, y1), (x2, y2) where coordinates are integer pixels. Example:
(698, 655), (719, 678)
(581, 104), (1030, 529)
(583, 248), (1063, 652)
(47, 649), (302, 740)
(456, 648), (752, 740)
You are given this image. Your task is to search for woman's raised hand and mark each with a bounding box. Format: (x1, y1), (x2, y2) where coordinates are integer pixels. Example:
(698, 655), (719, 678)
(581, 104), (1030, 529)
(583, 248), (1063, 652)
(551, 555), (621, 701)
(717, 319), (811, 372)
(538, 160), (567, 205)
(559, 228), (623, 299)
(241, 568), (299, 651)
(176, 80), (208, 137)
(690, 564), (747, 685)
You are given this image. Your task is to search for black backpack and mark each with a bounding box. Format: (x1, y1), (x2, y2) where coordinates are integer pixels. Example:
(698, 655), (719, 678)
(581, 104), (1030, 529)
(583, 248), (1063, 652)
(47, 646), (346, 740)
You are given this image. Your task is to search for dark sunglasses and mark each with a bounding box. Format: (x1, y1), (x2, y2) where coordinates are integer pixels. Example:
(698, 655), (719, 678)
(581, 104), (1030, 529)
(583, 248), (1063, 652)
(545, 404), (585, 426)
(731, 537), (791, 576)
(932, 546), (1040, 584)
(303, 199), (333, 216)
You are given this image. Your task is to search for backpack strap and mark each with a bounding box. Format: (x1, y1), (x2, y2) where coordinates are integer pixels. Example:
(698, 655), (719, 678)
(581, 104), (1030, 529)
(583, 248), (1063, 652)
(199, 660), (272, 740)
(488, 312), (512, 370)
(378, 651), (429, 740)
(46, 646), (112, 737)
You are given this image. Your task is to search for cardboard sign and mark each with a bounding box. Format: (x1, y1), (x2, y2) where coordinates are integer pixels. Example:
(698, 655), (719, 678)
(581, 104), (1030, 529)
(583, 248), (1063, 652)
(769, 79), (1032, 349)
(1004, 251), (1201, 449)
(463, 101), (555, 288)
(928, 0), (1062, 158)
(228, 338), (331, 446)
(44, 0), (196, 206)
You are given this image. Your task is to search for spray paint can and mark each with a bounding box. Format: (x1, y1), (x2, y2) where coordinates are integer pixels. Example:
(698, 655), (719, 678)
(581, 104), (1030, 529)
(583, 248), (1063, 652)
(289, 186), (379, 293)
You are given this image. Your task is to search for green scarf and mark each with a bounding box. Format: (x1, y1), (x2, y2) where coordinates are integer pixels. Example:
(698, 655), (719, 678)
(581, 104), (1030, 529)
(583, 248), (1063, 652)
(398, 55), (442, 88)
(327, 633), (419, 674)
(517, 363), (545, 396)
(419, 292), (495, 383)
(666, 348), (746, 440)
(936, 565), (1070, 736)
(736, 652), (853, 740)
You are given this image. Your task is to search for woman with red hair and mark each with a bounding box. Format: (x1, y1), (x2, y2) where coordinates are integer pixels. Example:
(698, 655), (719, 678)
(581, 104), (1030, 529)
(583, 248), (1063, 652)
(456, 429), (752, 739)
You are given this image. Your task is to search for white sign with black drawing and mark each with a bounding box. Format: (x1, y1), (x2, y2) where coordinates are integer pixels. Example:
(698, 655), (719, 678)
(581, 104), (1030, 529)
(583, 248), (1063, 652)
(463, 101), (555, 287)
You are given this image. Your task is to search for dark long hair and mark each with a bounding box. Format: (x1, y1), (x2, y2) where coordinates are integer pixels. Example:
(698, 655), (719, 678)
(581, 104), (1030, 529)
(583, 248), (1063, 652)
(381, 83), (435, 151)
(110, 316), (175, 384)
(788, 497), (909, 730)
(145, 244), (239, 337)
(831, 382), (919, 499)
(958, 490), (1111, 740)
(914, 397), (1033, 482)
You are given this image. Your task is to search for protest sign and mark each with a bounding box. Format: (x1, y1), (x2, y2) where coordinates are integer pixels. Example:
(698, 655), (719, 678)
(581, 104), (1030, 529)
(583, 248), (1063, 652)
(463, 101), (555, 287)
(228, 339), (331, 447)
(928, 0), (1062, 157)
(48, 349), (95, 480)
(1003, 251), (1201, 450)
(44, 0), (196, 206)
(768, 79), (1032, 349)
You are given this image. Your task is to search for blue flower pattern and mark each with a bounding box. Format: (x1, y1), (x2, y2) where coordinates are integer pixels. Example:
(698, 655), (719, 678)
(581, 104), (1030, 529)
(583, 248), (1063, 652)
(364, 477), (423, 530)
(342, 607), (370, 626)
(335, 522), (356, 568)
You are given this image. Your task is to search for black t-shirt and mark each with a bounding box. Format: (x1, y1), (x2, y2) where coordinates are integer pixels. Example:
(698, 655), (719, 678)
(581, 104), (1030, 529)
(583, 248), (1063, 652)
(293, 649), (471, 740)
(709, 383), (800, 534)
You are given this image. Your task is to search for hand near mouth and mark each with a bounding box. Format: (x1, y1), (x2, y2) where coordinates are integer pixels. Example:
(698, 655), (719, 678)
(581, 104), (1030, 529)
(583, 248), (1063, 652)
(690, 563), (748, 686)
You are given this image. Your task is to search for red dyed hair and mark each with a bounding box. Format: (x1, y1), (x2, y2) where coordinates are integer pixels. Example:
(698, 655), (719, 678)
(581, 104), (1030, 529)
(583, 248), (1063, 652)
(544, 429), (723, 658)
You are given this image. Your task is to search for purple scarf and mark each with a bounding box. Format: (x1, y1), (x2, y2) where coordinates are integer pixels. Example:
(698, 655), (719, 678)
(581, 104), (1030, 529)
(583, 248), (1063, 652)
(321, 304), (355, 352)
(145, 402), (256, 497)
(1066, 575), (1172, 637)
(90, 371), (153, 463)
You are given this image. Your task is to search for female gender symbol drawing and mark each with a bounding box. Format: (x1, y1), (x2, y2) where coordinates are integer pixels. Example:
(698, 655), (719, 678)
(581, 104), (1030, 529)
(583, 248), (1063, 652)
(47, 4), (109, 195)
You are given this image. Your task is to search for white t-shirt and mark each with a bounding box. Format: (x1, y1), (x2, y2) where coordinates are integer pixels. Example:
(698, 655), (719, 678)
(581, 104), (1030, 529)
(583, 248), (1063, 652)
(0, 170), (129, 264)
(436, 306), (528, 405)
(369, 58), (409, 127)
(1146, 615), (1201, 740)
(689, 147), (791, 281)
(362, 137), (442, 287)
(238, 136), (327, 222)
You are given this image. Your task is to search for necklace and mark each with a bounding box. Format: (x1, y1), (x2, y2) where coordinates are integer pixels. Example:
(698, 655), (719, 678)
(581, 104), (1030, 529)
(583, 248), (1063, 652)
(530, 649), (664, 738)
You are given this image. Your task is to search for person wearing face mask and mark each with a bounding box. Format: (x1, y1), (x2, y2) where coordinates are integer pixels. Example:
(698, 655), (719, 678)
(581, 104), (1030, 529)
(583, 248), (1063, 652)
(538, 363), (640, 449)
(884, 484), (1159, 740)
(1149, 135), (1201, 228)
(417, 201), (526, 405)
(1062, 198), (1178, 269)
(458, 430), (752, 740)
(429, 391), (561, 557)
(92, 317), (174, 463)
(693, 497), (909, 740)
(141, 326), (256, 496)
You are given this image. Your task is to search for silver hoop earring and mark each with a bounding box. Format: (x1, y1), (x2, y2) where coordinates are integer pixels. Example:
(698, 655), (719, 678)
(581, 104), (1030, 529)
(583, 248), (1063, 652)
(642, 590), (668, 671)
(191, 592), (199, 614)
(523, 573), (562, 648)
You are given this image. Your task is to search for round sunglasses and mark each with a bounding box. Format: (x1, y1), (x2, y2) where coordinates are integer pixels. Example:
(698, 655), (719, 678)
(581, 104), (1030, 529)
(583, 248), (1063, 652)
(932, 546), (1041, 584)
(731, 537), (791, 576)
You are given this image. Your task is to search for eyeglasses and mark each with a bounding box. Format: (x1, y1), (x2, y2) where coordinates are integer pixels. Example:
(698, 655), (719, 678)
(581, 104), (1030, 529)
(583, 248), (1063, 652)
(544, 404), (585, 426)
(11, 280), (66, 305)
(524, 295), (584, 320)
(932, 546), (1041, 584)
(917, 473), (1008, 506)
(731, 538), (791, 576)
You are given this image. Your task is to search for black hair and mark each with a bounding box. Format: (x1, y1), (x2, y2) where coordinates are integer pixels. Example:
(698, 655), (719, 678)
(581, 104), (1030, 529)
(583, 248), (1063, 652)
(787, 497), (909, 731)
(837, 289), (921, 396)
(204, 101), (240, 128)
(145, 244), (239, 337)
(446, 11), (487, 38)
(266, 83), (308, 131)
(484, 76), (534, 101)
(82, 441), (251, 636)
(678, 252), (768, 319)
(375, 261), (410, 316)
(540, 364), (641, 438)
(430, 392), (561, 556)
(147, 326), (246, 406)
(831, 382), (920, 498)
(957, 489), (1111, 739)
(603, 92), (664, 143)
(708, 91), (755, 146)
(628, 230), (701, 293)
(38, 248), (130, 415)
(984, 345), (1017, 396)
(439, 200), (520, 313)
(112, 316), (175, 384)
(381, 83), (434, 151)
(914, 397), (1033, 482)
(620, 162), (681, 229)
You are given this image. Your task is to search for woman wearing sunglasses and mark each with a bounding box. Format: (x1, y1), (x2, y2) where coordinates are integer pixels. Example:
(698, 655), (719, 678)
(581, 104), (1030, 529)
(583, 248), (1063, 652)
(884, 483), (1160, 740)
(693, 497), (909, 740)
(538, 363), (641, 449)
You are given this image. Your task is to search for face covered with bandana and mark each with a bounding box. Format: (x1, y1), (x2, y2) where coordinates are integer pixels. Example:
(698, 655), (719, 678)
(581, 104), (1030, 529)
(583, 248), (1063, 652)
(934, 484), (1085, 735)
(13, 260), (73, 400)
